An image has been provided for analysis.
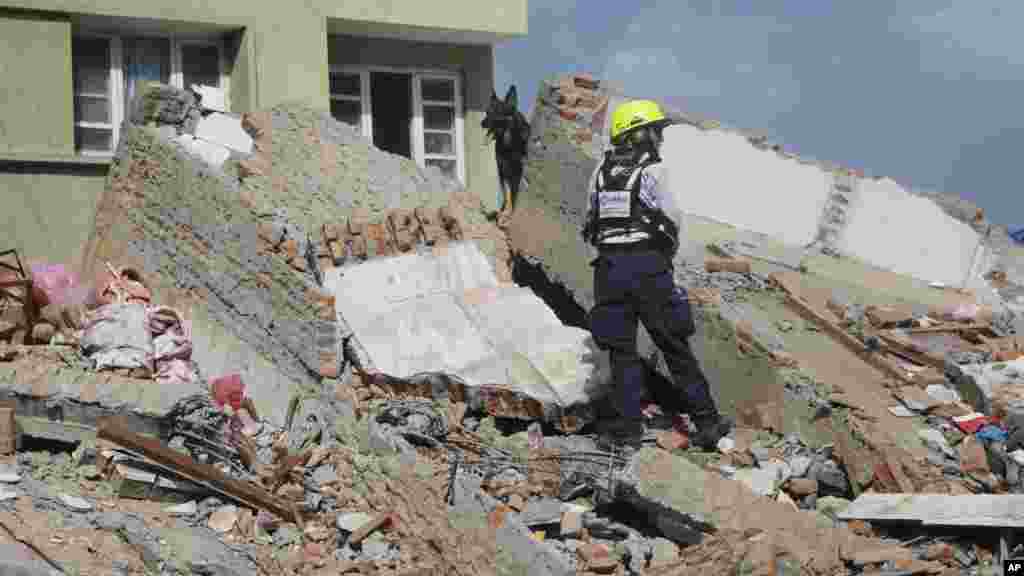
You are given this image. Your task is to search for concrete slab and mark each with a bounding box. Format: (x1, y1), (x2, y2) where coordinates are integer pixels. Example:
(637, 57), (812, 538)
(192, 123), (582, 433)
(176, 134), (231, 168)
(193, 112), (253, 155)
(191, 84), (228, 113)
(623, 447), (870, 573)
(0, 346), (205, 441)
(840, 493), (1024, 527)
(326, 243), (610, 410)
(838, 178), (981, 287)
(661, 123), (831, 248)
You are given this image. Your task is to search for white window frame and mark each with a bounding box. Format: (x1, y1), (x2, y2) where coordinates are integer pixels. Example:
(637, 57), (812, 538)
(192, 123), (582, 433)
(328, 65), (465, 185)
(72, 34), (124, 157)
(329, 67), (373, 142)
(71, 30), (229, 157)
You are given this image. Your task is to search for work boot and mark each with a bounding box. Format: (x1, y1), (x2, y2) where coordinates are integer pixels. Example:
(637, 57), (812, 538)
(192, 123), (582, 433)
(595, 418), (646, 455)
(690, 411), (732, 452)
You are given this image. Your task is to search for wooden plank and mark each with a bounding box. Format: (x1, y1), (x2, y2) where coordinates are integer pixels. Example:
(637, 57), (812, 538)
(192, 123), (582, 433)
(769, 272), (912, 384)
(877, 332), (947, 371)
(97, 416), (296, 523)
(840, 494), (1024, 528)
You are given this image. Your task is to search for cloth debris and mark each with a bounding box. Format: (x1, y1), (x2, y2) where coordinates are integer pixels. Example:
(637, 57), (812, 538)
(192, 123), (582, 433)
(80, 303), (153, 372)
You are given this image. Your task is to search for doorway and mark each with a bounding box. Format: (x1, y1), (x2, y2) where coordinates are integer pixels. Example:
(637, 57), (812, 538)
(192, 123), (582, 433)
(370, 72), (412, 158)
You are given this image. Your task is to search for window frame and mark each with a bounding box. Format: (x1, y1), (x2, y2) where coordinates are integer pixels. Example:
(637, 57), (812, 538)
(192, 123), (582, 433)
(72, 33), (123, 157)
(327, 65), (465, 185)
(71, 30), (229, 157)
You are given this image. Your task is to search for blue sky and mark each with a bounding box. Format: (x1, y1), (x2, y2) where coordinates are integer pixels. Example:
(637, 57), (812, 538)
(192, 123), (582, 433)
(494, 1), (1023, 227)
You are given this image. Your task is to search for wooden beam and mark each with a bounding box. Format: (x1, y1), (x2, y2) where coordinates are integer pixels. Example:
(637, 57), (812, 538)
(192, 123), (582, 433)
(770, 273), (912, 384)
(97, 416), (296, 523)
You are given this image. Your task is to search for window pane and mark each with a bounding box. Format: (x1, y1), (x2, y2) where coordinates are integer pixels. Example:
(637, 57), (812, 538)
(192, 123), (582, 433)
(76, 126), (113, 153)
(73, 38), (110, 94)
(330, 99), (361, 130)
(426, 158), (457, 181)
(76, 95), (110, 124)
(181, 44), (221, 88)
(421, 78), (454, 102)
(123, 37), (172, 111)
(329, 73), (360, 97)
(424, 131), (453, 155)
(423, 105), (454, 131)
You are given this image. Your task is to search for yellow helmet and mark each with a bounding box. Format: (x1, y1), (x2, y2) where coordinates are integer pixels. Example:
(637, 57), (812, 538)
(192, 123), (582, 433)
(610, 100), (670, 144)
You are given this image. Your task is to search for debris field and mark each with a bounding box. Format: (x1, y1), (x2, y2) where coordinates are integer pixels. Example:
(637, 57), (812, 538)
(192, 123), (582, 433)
(1, 75), (1024, 576)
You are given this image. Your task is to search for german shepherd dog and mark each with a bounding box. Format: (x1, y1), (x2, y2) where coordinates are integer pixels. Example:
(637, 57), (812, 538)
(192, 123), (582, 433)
(482, 85), (530, 215)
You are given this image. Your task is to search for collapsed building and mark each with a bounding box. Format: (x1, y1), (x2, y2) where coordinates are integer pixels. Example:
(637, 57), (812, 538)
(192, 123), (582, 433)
(2, 64), (1024, 575)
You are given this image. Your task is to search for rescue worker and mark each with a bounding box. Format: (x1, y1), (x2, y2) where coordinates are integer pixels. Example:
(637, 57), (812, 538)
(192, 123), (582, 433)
(582, 99), (731, 452)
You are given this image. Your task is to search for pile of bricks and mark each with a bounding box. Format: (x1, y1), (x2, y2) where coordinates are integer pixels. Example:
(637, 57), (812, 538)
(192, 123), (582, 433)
(553, 74), (609, 146)
(314, 205), (464, 272)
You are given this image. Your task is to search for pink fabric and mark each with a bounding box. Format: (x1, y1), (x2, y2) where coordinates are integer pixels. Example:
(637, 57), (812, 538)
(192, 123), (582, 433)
(211, 373), (245, 410)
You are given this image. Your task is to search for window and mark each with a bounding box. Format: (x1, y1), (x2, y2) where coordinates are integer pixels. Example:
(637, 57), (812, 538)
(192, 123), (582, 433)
(73, 37), (121, 155)
(328, 71), (368, 137)
(72, 33), (226, 155)
(329, 67), (464, 185)
(416, 76), (461, 183)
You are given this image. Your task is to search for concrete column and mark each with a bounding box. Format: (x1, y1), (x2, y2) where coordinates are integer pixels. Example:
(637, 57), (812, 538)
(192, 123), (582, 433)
(248, 15), (330, 111)
(463, 45), (501, 213)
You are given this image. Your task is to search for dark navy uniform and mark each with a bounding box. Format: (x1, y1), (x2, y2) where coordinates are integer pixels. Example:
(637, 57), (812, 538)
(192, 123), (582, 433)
(583, 147), (723, 446)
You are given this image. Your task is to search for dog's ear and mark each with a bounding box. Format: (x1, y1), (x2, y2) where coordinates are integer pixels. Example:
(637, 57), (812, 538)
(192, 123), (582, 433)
(505, 85), (518, 110)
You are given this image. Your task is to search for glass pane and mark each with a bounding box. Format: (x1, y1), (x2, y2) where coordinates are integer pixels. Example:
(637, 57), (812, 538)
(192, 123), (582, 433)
(76, 95), (110, 124)
(73, 37), (110, 94)
(330, 99), (361, 130)
(426, 158), (457, 181)
(421, 78), (454, 102)
(123, 37), (172, 111)
(424, 131), (453, 155)
(76, 126), (113, 153)
(181, 44), (221, 88)
(329, 73), (360, 97)
(423, 105), (454, 131)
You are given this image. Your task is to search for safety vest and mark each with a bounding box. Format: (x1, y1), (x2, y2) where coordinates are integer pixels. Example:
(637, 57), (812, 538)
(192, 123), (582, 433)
(589, 151), (679, 254)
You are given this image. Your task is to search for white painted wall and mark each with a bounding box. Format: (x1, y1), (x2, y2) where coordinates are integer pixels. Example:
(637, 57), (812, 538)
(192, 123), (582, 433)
(660, 123), (831, 248)
(838, 177), (981, 287)
(654, 122), (984, 287)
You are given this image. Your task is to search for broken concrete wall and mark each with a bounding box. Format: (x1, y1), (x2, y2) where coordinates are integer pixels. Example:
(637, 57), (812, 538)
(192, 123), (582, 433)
(519, 75), (991, 290)
(659, 123), (831, 248)
(839, 177), (984, 288)
(77, 85), (512, 427)
(79, 123), (320, 427)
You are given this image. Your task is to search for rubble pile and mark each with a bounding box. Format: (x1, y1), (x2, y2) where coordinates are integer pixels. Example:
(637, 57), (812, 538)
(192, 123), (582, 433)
(6, 75), (1024, 575)
(78, 82), (511, 426)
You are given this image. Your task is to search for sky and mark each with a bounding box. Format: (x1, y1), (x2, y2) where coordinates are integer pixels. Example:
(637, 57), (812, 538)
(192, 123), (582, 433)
(493, 1), (1023, 228)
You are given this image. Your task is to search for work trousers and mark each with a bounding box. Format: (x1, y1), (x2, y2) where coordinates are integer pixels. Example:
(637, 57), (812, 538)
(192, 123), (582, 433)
(588, 246), (716, 421)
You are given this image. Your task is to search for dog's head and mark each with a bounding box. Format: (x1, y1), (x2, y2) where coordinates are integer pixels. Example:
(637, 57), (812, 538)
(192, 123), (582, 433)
(483, 86), (520, 134)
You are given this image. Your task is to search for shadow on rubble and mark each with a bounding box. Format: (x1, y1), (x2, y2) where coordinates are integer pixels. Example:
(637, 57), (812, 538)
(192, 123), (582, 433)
(511, 254), (588, 329)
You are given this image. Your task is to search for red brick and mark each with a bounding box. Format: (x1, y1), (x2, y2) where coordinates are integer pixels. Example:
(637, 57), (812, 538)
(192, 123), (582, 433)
(573, 73), (599, 90)
(282, 239), (299, 260)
